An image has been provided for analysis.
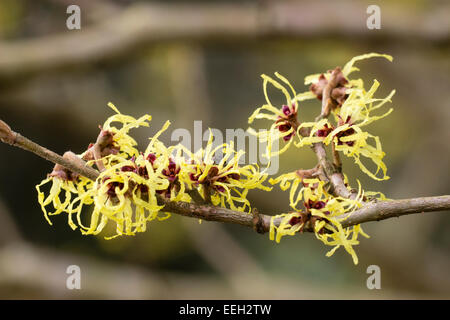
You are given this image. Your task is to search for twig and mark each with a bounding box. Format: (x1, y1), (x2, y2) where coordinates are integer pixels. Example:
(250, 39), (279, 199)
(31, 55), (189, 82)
(0, 119), (98, 181)
(203, 185), (212, 205)
(318, 67), (341, 120)
(308, 137), (353, 198)
(292, 67), (352, 199)
(186, 189), (207, 205)
(331, 140), (342, 172)
(304, 69), (356, 199)
(338, 196), (450, 226)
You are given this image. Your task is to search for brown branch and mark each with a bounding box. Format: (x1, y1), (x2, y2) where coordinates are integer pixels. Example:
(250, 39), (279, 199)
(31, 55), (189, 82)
(291, 68), (352, 199)
(1, 1), (449, 82)
(1, 118), (449, 236)
(307, 123), (354, 199)
(318, 67), (341, 119)
(0, 119), (99, 181)
(337, 196), (450, 226)
(304, 68), (356, 199)
(202, 185), (212, 205)
(331, 142), (342, 172)
(151, 194), (450, 234)
(186, 189), (207, 205)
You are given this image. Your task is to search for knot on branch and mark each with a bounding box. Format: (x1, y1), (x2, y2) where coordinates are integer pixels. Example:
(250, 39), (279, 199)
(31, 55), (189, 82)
(48, 151), (85, 181)
(310, 67), (349, 119)
(0, 119), (16, 145)
(296, 166), (321, 180)
(252, 208), (265, 234)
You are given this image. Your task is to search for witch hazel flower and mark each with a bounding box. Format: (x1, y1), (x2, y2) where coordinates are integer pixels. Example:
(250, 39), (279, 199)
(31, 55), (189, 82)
(270, 177), (367, 265)
(324, 80), (394, 181)
(36, 105), (178, 239)
(295, 54), (395, 180)
(180, 131), (271, 212)
(142, 121), (190, 203)
(309, 67), (349, 111)
(247, 72), (303, 157)
(36, 153), (91, 225)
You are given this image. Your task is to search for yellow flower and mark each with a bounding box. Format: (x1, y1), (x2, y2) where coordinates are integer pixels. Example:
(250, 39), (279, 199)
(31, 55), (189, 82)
(103, 102), (152, 157)
(81, 102), (152, 166)
(143, 120), (191, 203)
(248, 72), (307, 158)
(295, 53), (395, 180)
(80, 154), (170, 239)
(36, 107), (272, 238)
(269, 172), (323, 210)
(303, 53), (393, 89)
(36, 105), (178, 239)
(270, 177), (368, 264)
(181, 130), (271, 211)
(73, 120), (181, 238)
(36, 176), (80, 225)
(300, 81), (394, 180)
(36, 157), (94, 227)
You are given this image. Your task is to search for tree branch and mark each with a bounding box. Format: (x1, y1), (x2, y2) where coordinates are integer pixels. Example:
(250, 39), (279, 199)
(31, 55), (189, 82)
(1, 118), (449, 235)
(300, 69), (356, 199)
(0, 119), (98, 180)
(337, 196), (450, 226)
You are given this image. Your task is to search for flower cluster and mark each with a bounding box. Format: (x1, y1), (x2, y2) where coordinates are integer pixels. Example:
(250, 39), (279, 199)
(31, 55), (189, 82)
(297, 53), (395, 180)
(180, 132), (271, 211)
(37, 104), (270, 238)
(249, 53), (395, 264)
(269, 174), (368, 264)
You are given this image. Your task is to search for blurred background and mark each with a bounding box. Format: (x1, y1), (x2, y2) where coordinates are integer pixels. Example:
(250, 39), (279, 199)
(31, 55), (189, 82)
(0, 0), (449, 299)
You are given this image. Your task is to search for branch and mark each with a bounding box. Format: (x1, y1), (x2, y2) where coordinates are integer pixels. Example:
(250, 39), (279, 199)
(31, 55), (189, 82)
(337, 196), (450, 226)
(1, 1), (449, 81)
(318, 67), (342, 119)
(0, 119), (98, 180)
(331, 142), (342, 173)
(1, 118), (449, 235)
(299, 69), (356, 199)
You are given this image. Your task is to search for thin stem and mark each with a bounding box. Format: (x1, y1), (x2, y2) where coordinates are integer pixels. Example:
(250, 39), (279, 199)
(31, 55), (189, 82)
(304, 69), (357, 199)
(337, 196), (450, 226)
(331, 142), (342, 172)
(0, 120), (98, 181)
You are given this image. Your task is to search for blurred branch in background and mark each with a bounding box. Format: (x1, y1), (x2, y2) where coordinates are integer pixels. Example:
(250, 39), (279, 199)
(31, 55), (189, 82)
(4, 241), (436, 299)
(0, 192), (418, 299)
(1, 1), (449, 82)
(44, 0), (122, 22)
(0, 184), (263, 299)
